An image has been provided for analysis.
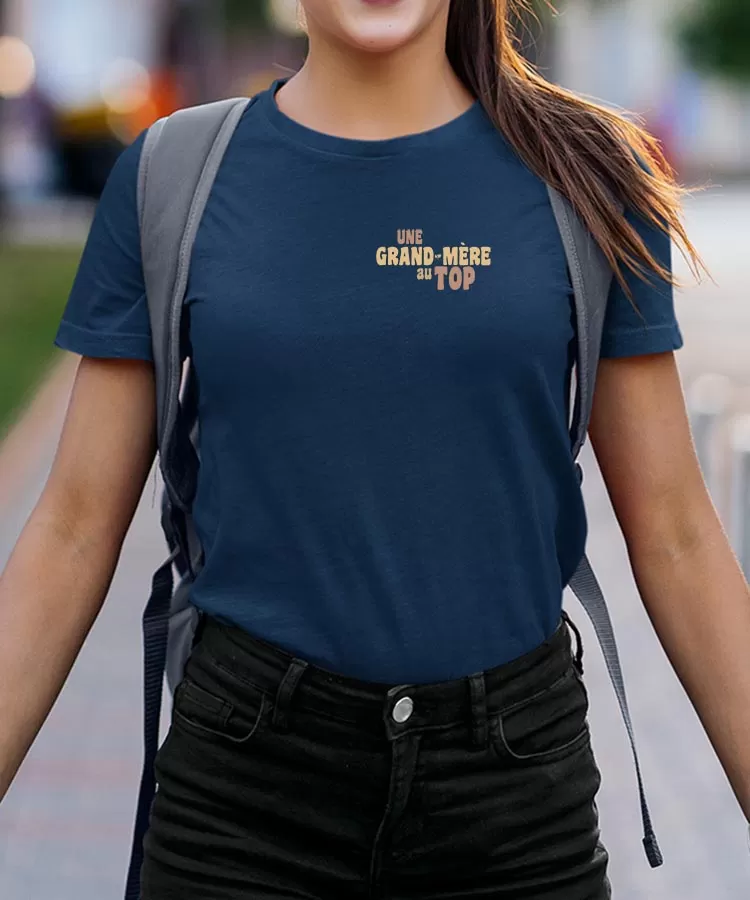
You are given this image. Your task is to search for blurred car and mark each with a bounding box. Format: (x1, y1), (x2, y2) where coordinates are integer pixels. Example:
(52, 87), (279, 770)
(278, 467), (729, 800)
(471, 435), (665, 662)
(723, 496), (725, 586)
(51, 104), (125, 199)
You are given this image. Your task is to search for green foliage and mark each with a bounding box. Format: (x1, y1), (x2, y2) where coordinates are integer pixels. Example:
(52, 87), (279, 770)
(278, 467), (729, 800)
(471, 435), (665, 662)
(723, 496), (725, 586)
(225, 0), (270, 31)
(677, 0), (750, 82)
(0, 246), (82, 434)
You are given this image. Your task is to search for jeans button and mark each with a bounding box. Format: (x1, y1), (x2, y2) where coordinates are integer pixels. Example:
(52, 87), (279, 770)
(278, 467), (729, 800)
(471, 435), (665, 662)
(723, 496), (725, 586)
(392, 696), (414, 724)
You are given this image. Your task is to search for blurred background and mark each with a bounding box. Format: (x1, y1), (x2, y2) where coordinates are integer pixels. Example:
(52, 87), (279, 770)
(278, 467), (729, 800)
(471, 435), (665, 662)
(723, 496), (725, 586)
(0, 1), (749, 898)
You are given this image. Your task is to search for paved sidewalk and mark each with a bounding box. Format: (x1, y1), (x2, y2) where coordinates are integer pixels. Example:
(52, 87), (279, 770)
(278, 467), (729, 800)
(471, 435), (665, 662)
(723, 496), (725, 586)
(0, 455), (167, 900)
(1, 187), (749, 899)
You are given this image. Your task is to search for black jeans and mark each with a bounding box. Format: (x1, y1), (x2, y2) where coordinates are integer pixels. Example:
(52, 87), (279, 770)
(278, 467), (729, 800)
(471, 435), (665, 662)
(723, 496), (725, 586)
(141, 614), (610, 899)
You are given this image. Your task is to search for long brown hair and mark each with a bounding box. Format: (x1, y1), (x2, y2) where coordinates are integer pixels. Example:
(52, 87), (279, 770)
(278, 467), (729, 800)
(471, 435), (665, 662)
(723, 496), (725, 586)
(447, 0), (705, 292)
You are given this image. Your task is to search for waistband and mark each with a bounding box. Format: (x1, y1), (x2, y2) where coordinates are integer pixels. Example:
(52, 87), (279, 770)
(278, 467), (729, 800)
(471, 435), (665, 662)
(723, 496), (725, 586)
(193, 613), (581, 745)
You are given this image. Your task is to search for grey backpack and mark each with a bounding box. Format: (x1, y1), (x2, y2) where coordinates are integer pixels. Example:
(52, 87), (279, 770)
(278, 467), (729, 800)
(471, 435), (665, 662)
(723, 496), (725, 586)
(125, 97), (662, 899)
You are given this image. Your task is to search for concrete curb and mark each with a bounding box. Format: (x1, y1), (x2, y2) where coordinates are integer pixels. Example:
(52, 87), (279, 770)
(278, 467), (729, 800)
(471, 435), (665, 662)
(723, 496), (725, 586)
(0, 354), (78, 513)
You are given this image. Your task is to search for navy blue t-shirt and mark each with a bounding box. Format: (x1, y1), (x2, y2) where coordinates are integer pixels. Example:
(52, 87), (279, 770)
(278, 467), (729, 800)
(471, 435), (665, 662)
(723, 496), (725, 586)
(56, 80), (682, 684)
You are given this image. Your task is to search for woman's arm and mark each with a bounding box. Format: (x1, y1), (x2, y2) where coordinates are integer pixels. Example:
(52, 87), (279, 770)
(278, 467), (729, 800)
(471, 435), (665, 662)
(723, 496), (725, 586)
(0, 356), (156, 800)
(589, 351), (750, 818)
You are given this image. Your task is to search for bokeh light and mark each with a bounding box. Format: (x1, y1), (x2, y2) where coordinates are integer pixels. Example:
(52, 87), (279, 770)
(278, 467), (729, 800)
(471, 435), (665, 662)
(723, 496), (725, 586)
(100, 58), (151, 114)
(0, 35), (37, 99)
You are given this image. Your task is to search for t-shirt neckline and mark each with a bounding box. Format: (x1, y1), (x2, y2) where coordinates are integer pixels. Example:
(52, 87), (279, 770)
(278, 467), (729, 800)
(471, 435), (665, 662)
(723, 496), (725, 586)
(259, 76), (485, 159)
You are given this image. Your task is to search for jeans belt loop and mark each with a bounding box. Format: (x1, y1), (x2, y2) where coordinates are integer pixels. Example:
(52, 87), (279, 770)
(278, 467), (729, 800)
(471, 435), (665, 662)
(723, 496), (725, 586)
(467, 672), (489, 750)
(562, 610), (585, 676)
(271, 658), (309, 733)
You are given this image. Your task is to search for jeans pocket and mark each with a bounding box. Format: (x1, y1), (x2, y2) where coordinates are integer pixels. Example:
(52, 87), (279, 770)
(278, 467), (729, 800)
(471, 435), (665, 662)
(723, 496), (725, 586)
(172, 674), (267, 744)
(490, 666), (591, 764)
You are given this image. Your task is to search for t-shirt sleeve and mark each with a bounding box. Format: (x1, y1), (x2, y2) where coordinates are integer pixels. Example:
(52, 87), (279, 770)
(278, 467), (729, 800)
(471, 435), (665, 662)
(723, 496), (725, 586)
(599, 205), (683, 359)
(55, 130), (153, 361)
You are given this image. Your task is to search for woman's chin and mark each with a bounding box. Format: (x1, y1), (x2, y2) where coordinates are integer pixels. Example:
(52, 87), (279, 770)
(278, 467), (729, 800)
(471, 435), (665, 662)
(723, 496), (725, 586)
(347, 30), (416, 53)
(304, 0), (445, 55)
(337, 16), (426, 53)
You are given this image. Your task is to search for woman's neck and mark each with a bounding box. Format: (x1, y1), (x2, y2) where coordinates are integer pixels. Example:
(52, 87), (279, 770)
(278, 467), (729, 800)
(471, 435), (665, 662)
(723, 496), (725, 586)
(275, 19), (474, 141)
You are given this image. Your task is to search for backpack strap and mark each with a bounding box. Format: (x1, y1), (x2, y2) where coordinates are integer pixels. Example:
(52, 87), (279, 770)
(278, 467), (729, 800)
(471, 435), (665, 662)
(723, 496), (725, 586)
(125, 96), (251, 900)
(547, 185), (663, 869)
(138, 96), (251, 501)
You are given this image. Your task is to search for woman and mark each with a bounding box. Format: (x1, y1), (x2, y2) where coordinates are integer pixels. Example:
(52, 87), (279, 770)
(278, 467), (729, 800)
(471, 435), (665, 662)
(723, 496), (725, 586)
(1, 1), (749, 897)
